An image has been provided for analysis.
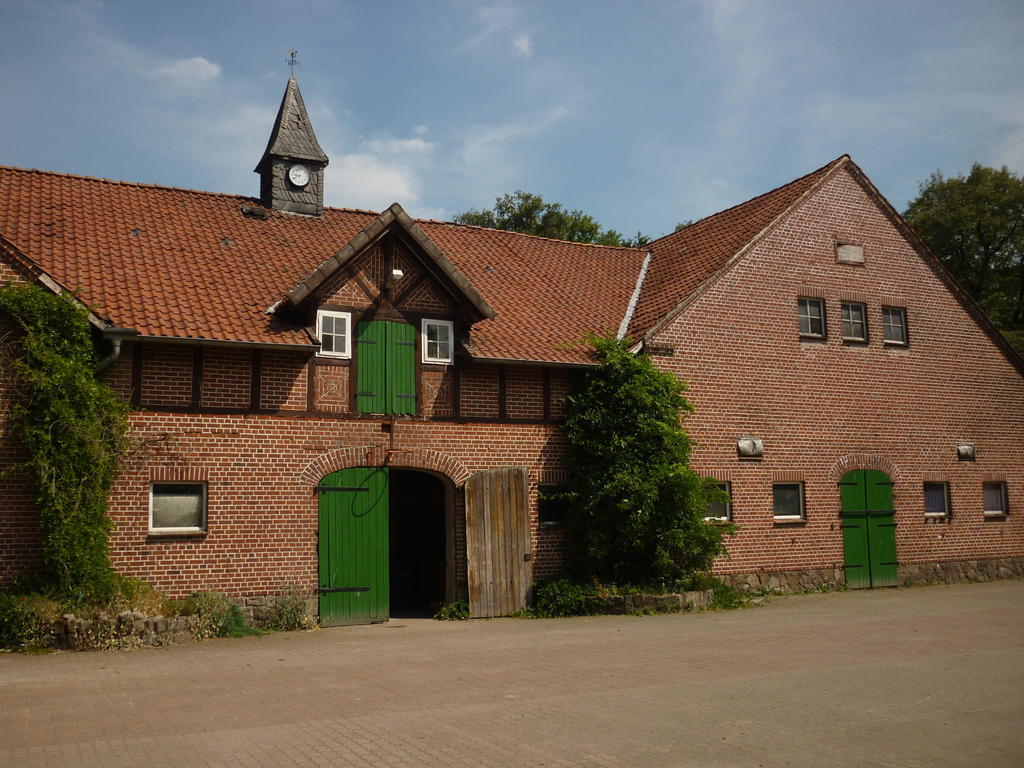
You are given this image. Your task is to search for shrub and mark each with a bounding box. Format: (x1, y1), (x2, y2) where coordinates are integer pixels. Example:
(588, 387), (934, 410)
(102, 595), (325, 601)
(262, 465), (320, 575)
(188, 592), (260, 639)
(533, 579), (601, 618)
(0, 591), (62, 650)
(263, 588), (316, 632)
(434, 600), (470, 621)
(563, 335), (733, 585)
(709, 579), (748, 610)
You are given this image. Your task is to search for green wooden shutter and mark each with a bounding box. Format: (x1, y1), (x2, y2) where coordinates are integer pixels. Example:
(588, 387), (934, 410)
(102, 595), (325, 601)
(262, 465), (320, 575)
(387, 322), (417, 415)
(356, 321), (387, 414)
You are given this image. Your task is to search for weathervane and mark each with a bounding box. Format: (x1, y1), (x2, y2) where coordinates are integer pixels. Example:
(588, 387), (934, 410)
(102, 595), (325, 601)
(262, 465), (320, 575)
(287, 49), (299, 75)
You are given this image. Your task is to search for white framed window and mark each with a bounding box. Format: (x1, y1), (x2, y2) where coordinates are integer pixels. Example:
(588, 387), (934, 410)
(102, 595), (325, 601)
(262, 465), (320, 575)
(797, 298), (826, 338)
(150, 483), (207, 534)
(316, 310), (351, 358)
(421, 318), (454, 364)
(882, 307), (908, 345)
(983, 482), (1008, 516)
(841, 302), (868, 341)
(924, 482), (950, 517)
(705, 482), (732, 522)
(773, 482), (805, 519)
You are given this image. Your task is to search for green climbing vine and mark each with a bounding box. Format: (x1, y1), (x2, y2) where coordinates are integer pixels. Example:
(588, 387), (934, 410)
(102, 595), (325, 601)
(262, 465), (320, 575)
(0, 283), (129, 603)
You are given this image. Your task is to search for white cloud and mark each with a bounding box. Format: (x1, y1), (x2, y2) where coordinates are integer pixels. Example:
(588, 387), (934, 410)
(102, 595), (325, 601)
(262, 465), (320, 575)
(462, 4), (534, 60)
(154, 56), (221, 84)
(361, 137), (435, 156)
(512, 34), (532, 59)
(327, 153), (419, 211)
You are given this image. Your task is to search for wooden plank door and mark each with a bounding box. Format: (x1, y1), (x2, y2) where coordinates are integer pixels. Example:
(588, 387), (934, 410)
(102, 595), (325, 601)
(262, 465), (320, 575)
(865, 470), (898, 587)
(318, 467), (390, 626)
(465, 467), (532, 618)
(839, 469), (897, 589)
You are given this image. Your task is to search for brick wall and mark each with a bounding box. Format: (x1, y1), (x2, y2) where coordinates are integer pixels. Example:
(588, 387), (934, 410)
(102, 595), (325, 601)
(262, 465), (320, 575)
(651, 166), (1024, 575)
(141, 344), (193, 408)
(106, 412), (568, 599)
(201, 347), (251, 409)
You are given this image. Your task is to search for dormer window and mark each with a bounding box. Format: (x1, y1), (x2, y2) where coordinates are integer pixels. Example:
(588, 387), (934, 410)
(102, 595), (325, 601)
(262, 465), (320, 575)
(422, 319), (454, 364)
(317, 310), (351, 358)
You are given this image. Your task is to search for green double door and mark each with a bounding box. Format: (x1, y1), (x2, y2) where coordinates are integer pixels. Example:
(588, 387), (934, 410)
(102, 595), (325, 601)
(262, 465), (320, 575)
(318, 467), (390, 626)
(839, 469), (898, 589)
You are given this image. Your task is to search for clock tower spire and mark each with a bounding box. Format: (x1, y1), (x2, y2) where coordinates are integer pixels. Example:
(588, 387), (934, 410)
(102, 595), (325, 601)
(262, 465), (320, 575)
(255, 73), (329, 216)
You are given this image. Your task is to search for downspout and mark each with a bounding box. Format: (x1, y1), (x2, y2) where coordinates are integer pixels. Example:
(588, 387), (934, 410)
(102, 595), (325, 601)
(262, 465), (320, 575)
(96, 327), (141, 373)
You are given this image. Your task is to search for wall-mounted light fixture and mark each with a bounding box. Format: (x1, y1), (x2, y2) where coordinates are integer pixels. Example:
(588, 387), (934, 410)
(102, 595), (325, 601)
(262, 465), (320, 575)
(387, 268), (404, 288)
(956, 443), (976, 461)
(737, 437), (764, 459)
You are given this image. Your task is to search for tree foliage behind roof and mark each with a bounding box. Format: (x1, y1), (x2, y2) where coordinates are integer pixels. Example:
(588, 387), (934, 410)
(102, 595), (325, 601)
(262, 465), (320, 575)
(561, 334), (729, 586)
(454, 190), (650, 247)
(904, 163), (1024, 354)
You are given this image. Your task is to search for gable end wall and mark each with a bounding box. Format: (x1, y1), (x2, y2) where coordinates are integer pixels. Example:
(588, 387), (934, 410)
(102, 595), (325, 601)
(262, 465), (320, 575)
(652, 166), (1024, 575)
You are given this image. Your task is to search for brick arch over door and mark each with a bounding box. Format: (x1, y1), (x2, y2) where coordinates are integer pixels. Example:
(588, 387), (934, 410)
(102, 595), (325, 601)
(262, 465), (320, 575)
(299, 446), (472, 488)
(827, 453), (902, 483)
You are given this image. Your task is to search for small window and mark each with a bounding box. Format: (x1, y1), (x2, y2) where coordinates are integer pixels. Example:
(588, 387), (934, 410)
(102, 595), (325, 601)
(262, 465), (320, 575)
(983, 482), (1007, 516)
(705, 482), (732, 522)
(798, 298), (826, 338)
(841, 303), (868, 341)
(773, 482), (804, 519)
(316, 310), (351, 358)
(538, 484), (569, 525)
(422, 319), (454, 364)
(882, 307), (908, 345)
(924, 482), (950, 517)
(150, 483), (206, 533)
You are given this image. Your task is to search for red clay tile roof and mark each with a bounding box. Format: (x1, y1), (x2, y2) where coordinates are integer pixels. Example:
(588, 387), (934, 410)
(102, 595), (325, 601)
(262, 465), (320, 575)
(627, 155), (848, 340)
(0, 166), (646, 364)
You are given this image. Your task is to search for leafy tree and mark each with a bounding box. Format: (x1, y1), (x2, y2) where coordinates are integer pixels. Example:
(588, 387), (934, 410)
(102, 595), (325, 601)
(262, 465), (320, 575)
(904, 164), (1024, 353)
(455, 190), (650, 247)
(561, 334), (730, 586)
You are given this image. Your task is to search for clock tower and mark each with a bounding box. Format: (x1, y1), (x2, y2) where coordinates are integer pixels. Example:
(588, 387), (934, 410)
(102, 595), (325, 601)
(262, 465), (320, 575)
(255, 76), (329, 216)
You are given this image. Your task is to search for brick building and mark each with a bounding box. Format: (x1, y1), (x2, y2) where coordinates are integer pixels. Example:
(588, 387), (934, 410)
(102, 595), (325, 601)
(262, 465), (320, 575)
(2, 77), (1022, 623)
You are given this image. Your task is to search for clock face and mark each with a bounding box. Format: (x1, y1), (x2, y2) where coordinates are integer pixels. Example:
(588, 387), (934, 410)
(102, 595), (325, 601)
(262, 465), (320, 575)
(288, 164), (311, 187)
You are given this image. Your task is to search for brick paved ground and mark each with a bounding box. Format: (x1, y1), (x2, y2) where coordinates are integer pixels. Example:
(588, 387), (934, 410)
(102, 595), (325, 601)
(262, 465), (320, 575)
(2, 581), (1022, 767)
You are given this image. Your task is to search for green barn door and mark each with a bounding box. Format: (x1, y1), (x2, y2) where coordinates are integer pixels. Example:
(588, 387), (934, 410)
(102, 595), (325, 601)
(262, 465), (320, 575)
(318, 467), (390, 626)
(356, 320), (416, 415)
(839, 469), (897, 589)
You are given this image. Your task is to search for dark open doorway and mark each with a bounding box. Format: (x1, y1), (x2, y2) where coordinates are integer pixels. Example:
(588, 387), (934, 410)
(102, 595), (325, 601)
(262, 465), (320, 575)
(388, 469), (447, 617)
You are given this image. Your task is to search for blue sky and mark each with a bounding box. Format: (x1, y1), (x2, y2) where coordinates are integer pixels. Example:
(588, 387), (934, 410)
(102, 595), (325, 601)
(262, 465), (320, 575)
(1, 0), (1022, 238)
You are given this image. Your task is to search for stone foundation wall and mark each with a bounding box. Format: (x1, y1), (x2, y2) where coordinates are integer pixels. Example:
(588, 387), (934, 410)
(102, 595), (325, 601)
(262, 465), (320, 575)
(718, 568), (844, 593)
(899, 557), (1024, 586)
(593, 589), (713, 614)
(719, 557), (1024, 594)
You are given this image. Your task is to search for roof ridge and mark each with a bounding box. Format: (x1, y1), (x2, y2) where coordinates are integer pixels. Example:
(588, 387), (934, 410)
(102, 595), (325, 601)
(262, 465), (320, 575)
(0, 165), (382, 217)
(651, 154), (850, 243)
(422, 217), (648, 252)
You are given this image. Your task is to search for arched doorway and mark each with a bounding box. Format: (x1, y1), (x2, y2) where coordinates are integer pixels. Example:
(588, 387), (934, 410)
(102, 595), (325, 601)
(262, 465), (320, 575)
(317, 467), (452, 626)
(839, 469), (898, 588)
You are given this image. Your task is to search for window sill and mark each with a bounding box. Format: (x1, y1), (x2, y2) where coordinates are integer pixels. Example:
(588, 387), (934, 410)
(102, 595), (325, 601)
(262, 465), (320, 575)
(772, 517), (807, 525)
(983, 511), (1008, 518)
(798, 334), (827, 342)
(315, 352), (351, 361)
(883, 341), (909, 348)
(538, 521), (564, 528)
(841, 337), (868, 345)
(924, 513), (950, 519)
(703, 518), (733, 526)
(147, 529), (207, 538)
